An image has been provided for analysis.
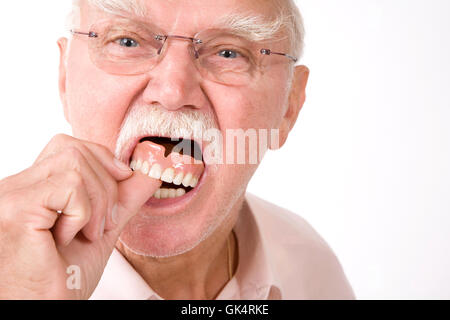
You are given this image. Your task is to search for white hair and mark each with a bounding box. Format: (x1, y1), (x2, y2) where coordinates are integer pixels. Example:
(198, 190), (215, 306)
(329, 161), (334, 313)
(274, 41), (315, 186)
(67, 0), (305, 60)
(284, 0), (305, 60)
(114, 103), (218, 162)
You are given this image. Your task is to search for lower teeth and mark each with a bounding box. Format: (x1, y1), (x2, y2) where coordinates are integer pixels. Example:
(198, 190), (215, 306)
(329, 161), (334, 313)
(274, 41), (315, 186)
(154, 188), (186, 199)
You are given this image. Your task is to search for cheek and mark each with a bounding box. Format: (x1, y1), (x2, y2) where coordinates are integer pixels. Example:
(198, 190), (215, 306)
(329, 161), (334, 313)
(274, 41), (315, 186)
(65, 44), (146, 149)
(203, 83), (279, 192)
(208, 81), (285, 131)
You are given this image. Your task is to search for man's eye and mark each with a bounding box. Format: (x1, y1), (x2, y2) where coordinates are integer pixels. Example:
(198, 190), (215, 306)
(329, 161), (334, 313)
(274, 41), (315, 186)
(218, 50), (239, 59)
(116, 38), (139, 48)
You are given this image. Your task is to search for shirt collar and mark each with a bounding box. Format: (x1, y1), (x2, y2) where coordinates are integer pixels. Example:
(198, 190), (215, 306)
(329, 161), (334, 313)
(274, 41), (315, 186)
(91, 193), (281, 300)
(220, 194), (282, 299)
(90, 248), (156, 300)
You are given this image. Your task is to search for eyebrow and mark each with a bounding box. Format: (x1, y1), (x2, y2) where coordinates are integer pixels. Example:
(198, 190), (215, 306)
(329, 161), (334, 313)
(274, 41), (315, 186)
(91, 1), (284, 43)
(212, 11), (286, 43)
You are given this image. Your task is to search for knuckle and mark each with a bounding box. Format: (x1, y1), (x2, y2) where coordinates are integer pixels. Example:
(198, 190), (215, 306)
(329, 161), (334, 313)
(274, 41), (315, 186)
(64, 170), (84, 189)
(37, 134), (73, 165)
(61, 147), (84, 171)
(0, 191), (22, 226)
(50, 133), (70, 145)
(64, 146), (83, 160)
(78, 207), (91, 225)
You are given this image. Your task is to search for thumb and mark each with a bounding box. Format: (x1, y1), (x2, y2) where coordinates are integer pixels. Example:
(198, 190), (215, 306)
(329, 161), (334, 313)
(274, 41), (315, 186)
(114, 171), (161, 228)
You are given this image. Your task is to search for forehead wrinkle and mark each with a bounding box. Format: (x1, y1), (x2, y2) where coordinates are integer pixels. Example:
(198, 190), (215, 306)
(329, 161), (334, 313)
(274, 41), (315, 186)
(167, 7), (183, 34)
(88, 0), (147, 18)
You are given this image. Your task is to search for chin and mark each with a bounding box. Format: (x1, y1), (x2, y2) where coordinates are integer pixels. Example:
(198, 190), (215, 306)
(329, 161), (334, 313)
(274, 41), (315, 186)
(118, 177), (246, 258)
(118, 182), (224, 257)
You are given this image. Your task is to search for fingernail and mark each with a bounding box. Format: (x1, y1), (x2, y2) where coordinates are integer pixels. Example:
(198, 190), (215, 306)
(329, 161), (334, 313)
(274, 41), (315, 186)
(114, 158), (131, 172)
(100, 217), (106, 238)
(112, 204), (119, 225)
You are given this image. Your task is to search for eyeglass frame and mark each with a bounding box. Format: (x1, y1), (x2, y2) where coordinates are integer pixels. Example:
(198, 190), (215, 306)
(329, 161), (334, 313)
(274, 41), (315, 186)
(70, 24), (298, 68)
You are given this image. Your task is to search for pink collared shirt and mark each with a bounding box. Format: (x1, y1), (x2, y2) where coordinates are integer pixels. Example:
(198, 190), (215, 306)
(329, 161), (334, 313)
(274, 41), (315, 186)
(90, 193), (355, 300)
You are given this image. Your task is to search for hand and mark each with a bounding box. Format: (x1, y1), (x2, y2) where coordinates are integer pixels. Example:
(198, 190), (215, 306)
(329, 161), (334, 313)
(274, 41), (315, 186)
(0, 134), (161, 299)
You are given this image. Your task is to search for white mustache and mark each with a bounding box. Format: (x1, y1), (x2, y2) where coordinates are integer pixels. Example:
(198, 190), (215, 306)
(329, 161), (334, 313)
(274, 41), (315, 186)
(114, 104), (218, 160)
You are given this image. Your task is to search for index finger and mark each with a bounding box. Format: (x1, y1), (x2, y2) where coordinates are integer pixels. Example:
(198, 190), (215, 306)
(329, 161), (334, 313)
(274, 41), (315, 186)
(35, 134), (132, 182)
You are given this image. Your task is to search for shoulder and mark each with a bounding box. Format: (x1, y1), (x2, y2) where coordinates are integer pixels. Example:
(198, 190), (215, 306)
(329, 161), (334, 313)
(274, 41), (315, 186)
(245, 193), (355, 299)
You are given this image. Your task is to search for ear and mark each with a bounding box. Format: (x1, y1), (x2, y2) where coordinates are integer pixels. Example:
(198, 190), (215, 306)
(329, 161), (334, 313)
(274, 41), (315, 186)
(273, 65), (309, 149)
(57, 37), (70, 124)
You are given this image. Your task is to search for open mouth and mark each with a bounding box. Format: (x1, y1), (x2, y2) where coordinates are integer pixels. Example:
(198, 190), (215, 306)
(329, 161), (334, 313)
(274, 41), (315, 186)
(129, 136), (205, 200)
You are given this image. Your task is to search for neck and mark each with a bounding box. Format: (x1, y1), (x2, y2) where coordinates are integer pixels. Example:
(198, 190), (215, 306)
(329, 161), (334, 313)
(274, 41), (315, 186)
(116, 197), (243, 300)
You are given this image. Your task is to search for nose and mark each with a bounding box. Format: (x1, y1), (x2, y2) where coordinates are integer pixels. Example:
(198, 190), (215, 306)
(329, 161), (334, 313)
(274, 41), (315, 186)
(142, 39), (207, 112)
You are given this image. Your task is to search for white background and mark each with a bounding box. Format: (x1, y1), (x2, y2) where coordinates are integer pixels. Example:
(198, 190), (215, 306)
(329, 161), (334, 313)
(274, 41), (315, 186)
(0, 1), (449, 299)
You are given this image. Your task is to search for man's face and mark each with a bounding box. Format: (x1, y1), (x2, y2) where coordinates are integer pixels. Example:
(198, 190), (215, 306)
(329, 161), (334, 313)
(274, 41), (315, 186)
(59, 0), (306, 257)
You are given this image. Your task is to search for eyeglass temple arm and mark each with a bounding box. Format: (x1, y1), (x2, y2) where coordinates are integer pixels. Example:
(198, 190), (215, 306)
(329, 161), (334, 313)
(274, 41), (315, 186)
(70, 30), (99, 38)
(260, 49), (297, 63)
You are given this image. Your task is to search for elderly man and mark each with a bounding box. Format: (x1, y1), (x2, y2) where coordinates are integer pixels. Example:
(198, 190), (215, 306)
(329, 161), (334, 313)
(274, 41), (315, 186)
(0, 0), (354, 300)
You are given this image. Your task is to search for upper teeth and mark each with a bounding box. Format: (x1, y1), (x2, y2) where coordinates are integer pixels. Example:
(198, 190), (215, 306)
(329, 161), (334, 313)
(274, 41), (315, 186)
(190, 177), (198, 188)
(141, 161), (150, 175)
(173, 172), (184, 185)
(161, 168), (175, 183)
(130, 160), (200, 190)
(135, 159), (142, 171)
(182, 173), (193, 187)
(148, 163), (162, 179)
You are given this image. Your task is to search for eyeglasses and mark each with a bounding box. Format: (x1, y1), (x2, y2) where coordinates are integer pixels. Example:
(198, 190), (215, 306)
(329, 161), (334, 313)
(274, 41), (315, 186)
(71, 17), (298, 86)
